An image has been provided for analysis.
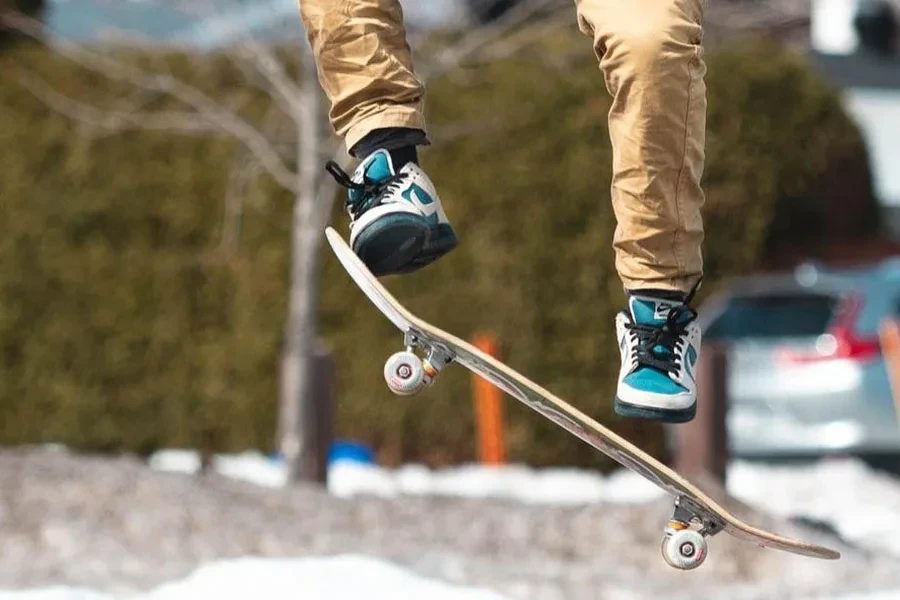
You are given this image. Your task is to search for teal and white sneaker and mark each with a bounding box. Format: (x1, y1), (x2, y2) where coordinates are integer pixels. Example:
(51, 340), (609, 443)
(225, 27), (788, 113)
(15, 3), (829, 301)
(614, 288), (702, 423)
(325, 149), (458, 277)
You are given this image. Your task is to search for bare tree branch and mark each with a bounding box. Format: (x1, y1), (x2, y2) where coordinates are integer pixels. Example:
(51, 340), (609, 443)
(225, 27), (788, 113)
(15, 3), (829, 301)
(464, 8), (574, 67)
(217, 153), (263, 257)
(187, 0), (306, 116)
(96, 0), (307, 120)
(14, 69), (223, 134)
(418, 0), (565, 80)
(3, 12), (300, 193)
(231, 42), (304, 119)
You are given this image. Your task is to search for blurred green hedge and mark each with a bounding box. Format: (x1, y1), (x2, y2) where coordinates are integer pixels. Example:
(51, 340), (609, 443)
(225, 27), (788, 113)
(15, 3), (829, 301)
(0, 38), (876, 469)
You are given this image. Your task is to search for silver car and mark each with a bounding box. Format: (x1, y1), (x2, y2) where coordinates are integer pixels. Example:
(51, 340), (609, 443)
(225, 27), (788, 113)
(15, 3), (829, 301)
(692, 260), (900, 460)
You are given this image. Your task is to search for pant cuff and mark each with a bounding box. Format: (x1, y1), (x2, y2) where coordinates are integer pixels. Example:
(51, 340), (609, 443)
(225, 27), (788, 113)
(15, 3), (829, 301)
(619, 273), (703, 296)
(344, 107), (427, 154)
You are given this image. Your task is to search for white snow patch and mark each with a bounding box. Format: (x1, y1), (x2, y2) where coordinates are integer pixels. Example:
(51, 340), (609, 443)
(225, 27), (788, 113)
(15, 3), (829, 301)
(728, 459), (900, 557)
(0, 556), (509, 600)
(149, 449), (663, 504)
(149, 448), (900, 561)
(818, 593), (900, 600)
(148, 450), (287, 488)
(0, 590), (110, 600)
(1, 555), (899, 600)
(328, 461), (662, 505)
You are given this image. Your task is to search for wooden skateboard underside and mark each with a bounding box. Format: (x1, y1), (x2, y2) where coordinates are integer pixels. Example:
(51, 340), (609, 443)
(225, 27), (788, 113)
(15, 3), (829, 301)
(325, 226), (840, 562)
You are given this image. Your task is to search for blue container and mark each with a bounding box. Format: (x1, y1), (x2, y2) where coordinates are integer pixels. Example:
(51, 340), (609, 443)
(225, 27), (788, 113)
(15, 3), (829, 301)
(266, 440), (375, 466)
(328, 439), (375, 465)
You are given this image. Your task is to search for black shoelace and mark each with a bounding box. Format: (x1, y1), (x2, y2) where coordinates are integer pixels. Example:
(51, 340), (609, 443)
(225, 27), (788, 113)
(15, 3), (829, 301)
(325, 160), (408, 220)
(624, 281), (701, 376)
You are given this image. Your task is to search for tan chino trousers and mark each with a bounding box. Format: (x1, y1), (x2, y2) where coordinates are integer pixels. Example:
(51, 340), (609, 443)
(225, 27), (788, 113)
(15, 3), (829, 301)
(298, 0), (706, 293)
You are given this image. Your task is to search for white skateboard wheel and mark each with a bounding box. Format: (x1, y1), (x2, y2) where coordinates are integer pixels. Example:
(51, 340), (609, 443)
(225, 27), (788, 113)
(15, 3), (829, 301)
(384, 351), (426, 395)
(661, 529), (708, 570)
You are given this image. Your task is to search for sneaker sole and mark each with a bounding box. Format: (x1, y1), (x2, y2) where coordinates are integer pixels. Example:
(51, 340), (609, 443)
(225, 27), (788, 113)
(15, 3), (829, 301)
(352, 214), (431, 277)
(395, 224), (459, 274)
(614, 397), (696, 423)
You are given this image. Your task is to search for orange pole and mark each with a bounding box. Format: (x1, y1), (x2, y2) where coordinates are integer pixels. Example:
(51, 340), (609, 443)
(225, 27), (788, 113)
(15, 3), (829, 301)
(472, 333), (506, 465)
(879, 319), (900, 422)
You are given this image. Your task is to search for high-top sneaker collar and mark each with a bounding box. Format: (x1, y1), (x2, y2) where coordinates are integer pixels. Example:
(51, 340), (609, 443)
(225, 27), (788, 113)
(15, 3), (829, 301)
(348, 149), (396, 205)
(628, 295), (687, 327)
(353, 149), (395, 183)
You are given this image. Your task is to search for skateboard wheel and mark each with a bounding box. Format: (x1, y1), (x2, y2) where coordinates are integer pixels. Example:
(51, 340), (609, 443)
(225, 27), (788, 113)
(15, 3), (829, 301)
(661, 529), (707, 570)
(384, 351), (426, 395)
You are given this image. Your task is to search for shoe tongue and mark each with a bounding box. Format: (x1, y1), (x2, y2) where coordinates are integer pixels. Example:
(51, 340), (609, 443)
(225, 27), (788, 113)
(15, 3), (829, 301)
(354, 149), (395, 184)
(629, 296), (685, 362)
(347, 150), (395, 206)
(629, 296), (680, 327)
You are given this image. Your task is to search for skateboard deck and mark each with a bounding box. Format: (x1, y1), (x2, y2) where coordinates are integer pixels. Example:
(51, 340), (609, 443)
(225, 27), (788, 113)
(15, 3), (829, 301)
(324, 226), (841, 569)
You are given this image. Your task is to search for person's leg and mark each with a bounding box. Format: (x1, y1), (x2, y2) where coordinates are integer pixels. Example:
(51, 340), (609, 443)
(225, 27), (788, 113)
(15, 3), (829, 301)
(575, 0), (706, 422)
(299, 0), (457, 276)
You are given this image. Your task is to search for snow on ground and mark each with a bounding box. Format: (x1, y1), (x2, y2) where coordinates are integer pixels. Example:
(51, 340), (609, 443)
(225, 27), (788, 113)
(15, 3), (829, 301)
(822, 594), (900, 600)
(0, 554), (896, 600)
(148, 449), (664, 504)
(728, 459), (900, 557)
(3, 447), (900, 600)
(150, 448), (900, 558)
(0, 555), (507, 600)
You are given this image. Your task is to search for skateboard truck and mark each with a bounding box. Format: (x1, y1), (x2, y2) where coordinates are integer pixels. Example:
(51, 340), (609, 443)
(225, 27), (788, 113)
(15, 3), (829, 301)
(661, 496), (724, 570)
(383, 332), (454, 395)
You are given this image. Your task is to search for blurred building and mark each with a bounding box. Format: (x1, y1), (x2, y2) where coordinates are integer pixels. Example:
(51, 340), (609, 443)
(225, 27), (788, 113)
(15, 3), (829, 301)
(696, 0), (900, 252)
(809, 0), (900, 241)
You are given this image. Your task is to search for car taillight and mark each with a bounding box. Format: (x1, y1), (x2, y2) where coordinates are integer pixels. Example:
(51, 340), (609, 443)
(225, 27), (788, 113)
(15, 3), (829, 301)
(775, 292), (882, 365)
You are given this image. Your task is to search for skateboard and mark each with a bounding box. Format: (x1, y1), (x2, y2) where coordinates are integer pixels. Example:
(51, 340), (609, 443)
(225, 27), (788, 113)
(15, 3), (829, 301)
(324, 226), (841, 570)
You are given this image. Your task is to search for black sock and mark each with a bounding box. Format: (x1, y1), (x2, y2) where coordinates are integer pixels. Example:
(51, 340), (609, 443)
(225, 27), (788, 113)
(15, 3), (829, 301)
(387, 145), (419, 169)
(349, 127), (429, 170)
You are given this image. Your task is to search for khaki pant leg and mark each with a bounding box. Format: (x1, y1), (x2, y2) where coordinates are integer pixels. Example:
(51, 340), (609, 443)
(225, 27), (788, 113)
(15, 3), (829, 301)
(575, 0), (707, 293)
(298, 0), (427, 150)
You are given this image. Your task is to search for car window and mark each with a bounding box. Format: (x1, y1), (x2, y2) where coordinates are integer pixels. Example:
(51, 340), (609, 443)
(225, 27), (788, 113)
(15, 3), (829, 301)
(704, 293), (839, 340)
